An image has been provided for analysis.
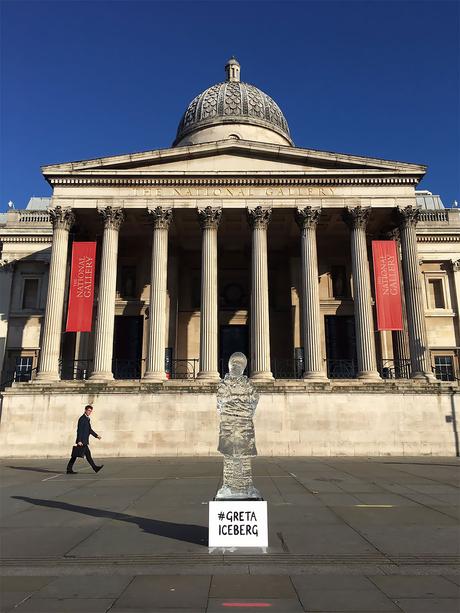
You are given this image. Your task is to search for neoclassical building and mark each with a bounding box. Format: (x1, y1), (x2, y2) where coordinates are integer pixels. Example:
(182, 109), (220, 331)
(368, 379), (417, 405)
(0, 59), (459, 457)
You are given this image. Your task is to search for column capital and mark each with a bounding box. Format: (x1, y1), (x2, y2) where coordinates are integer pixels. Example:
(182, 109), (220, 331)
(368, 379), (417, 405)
(396, 205), (420, 229)
(98, 206), (125, 230)
(342, 206), (371, 230)
(247, 206), (272, 229)
(452, 259), (460, 272)
(49, 206), (75, 231)
(296, 206), (321, 230)
(198, 206), (222, 230)
(147, 206), (173, 229)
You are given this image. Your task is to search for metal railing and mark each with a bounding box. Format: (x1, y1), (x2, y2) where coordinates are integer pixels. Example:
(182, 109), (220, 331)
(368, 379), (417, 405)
(379, 359), (412, 379)
(326, 359), (357, 379)
(272, 358), (304, 379)
(2, 354), (458, 387)
(168, 359), (199, 380)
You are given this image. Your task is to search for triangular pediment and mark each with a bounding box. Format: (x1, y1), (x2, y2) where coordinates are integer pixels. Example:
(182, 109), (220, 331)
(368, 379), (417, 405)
(42, 139), (426, 179)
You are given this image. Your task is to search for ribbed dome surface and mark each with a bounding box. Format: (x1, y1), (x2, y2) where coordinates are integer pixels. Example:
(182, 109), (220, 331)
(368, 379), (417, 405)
(174, 79), (292, 146)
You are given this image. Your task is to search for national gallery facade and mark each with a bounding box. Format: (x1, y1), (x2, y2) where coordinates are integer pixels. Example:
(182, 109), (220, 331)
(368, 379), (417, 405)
(0, 59), (458, 457)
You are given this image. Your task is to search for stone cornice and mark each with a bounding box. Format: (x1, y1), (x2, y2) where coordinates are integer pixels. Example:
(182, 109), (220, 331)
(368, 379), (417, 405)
(0, 236), (52, 243)
(49, 176), (420, 187)
(417, 235), (460, 243)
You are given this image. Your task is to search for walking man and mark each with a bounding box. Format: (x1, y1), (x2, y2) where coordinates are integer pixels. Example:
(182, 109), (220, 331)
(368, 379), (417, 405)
(66, 404), (104, 474)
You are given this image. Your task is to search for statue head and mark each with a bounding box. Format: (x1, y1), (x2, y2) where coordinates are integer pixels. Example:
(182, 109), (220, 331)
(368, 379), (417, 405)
(228, 352), (247, 377)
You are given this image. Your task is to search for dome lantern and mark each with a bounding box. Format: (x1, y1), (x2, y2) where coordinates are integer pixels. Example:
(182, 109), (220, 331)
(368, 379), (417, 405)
(225, 57), (241, 82)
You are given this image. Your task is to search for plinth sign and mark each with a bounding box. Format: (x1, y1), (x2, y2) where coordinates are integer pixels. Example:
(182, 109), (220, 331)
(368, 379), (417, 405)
(209, 352), (268, 548)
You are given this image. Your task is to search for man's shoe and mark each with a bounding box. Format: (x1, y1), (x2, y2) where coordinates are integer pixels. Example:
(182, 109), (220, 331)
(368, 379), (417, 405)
(66, 470), (77, 474)
(94, 465), (104, 473)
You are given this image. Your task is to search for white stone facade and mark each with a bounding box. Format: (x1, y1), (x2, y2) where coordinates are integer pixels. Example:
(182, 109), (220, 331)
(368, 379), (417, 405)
(0, 61), (458, 457)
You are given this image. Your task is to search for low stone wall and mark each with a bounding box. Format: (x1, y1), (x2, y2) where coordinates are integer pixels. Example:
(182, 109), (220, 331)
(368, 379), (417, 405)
(0, 380), (457, 457)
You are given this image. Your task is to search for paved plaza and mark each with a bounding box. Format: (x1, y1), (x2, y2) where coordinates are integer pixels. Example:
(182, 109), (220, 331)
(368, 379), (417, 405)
(0, 456), (459, 612)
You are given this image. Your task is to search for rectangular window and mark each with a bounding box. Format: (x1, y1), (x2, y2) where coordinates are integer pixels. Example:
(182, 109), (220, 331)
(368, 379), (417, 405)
(22, 278), (39, 309)
(15, 356), (33, 382)
(427, 278), (445, 309)
(331, 266), (348, 298)
(434, 355), (454, 381)
(119, 266), (137, 299)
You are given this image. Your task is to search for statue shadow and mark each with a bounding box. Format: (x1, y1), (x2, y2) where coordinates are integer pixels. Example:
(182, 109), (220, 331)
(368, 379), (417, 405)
(12, 496), (208, 547)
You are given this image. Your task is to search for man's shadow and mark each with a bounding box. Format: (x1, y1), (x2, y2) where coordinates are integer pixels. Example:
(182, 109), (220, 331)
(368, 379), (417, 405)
(7, 466), (63, 474)
(13, 496), (207, 547)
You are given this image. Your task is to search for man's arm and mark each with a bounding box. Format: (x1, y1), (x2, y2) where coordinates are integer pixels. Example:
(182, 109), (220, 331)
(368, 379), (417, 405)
(90, 427), (100, 439)
(76, 416), (86, 444)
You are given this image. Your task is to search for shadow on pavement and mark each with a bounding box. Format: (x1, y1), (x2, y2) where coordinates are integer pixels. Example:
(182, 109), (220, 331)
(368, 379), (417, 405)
(6, 466), (64, 474)
(12, 496), (208, 547)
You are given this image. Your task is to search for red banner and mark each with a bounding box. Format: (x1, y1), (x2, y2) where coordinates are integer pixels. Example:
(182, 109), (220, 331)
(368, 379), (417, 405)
(372, 240), (403, 330)
(66, 242), (97, 332)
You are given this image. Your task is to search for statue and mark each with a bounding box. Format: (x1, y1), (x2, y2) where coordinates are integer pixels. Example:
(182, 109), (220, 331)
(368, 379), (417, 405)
(215, 352), (262, 500)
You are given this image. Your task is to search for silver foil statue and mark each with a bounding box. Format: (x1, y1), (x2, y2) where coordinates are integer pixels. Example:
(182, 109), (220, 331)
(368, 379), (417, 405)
(215, 352), (262, 500)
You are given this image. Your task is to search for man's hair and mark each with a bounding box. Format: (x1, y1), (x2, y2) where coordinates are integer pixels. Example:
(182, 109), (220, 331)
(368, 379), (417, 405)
(84, 404), (93, 411)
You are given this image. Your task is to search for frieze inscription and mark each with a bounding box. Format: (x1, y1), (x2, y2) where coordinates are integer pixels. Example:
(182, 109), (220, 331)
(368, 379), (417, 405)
(134, 186), (335, 198)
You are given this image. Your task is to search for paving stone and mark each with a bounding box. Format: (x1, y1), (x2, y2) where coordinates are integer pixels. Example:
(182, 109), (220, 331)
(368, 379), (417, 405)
(291, 574), (376, 591)
(210, 574), (295, 597)
(370, 574), (460, 597)
(395, 598), (460, 612)
(35, 575), (133, 598)
(11, 597), (115, 612)
(0, 577), (55, 592)
(111, 575), (210, 609)
(1, 591), (33, 612)
(296, 588), (400, 611)
(207, 598), (304, 612)
(0, 526), (98, 558)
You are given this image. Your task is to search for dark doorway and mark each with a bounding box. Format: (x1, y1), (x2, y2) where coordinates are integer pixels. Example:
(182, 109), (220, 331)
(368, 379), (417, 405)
(113, 316), (143, 379)
(325, 315), (357, 378)
(219, 325), (249, 376)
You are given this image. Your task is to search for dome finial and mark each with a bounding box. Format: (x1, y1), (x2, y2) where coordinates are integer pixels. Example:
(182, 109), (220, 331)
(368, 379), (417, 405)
(225, 57), (240, 82)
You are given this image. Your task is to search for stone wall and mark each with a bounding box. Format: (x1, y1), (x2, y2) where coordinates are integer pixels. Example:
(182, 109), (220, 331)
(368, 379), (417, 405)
(0, 381), (457, 458)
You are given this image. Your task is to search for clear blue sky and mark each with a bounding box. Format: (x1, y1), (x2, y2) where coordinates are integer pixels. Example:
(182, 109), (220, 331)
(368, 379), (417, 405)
(1, 0), (459, 211)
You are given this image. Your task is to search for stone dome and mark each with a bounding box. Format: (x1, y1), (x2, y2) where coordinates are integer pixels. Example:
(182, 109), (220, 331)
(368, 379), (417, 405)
(173, 58), (293, 147)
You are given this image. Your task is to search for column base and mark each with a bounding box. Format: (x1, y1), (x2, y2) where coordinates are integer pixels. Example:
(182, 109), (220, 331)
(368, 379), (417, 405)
(143, 371), (167, 382)
(250, 371), (274, 382)
(303, 371), (329, 382)
(412, 371), (438, 383)
(196, 371), (221, 382)
(34, 371), (60, 383)
(356, 371), (382, 381)
(88, 372), (114, 383)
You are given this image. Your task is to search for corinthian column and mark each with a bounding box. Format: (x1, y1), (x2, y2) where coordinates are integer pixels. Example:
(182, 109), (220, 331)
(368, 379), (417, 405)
(396, 206), (436, 380)
(248, 206), (273, 381)
(144, 207), (172, 381)
(89, 207), (124, 382)
(296, 207), (327, 380)
(343, 206), (380, 380)
(37, 206), (75, 382)
(197, 206), (221, 381)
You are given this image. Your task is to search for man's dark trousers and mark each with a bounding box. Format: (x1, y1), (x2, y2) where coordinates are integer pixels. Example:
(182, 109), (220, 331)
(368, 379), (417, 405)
(67, 445), (98, 472)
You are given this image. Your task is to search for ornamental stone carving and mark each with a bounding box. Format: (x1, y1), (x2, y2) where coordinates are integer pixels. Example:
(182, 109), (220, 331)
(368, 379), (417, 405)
(147, 206), (173, 229)
(342, 206), (371, 230)
(396, 205), (420, 228)
(0, 258), (15, 272)
(98, 206), (125, 230)
(296, 206), (321, 229)
(48, 206), (75, 231)
(247, 206), (272, 229)
(197, 206), (222, 230)
(385, 228), (400, 241)
(452, 259), (460, 272)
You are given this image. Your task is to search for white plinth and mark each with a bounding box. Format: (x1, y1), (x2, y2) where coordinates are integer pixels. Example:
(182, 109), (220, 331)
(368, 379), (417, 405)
(208, 500), (268, 548)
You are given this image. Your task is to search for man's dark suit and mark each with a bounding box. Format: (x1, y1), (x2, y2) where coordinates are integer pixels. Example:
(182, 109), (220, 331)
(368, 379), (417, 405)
(66, 414), (100, 472)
